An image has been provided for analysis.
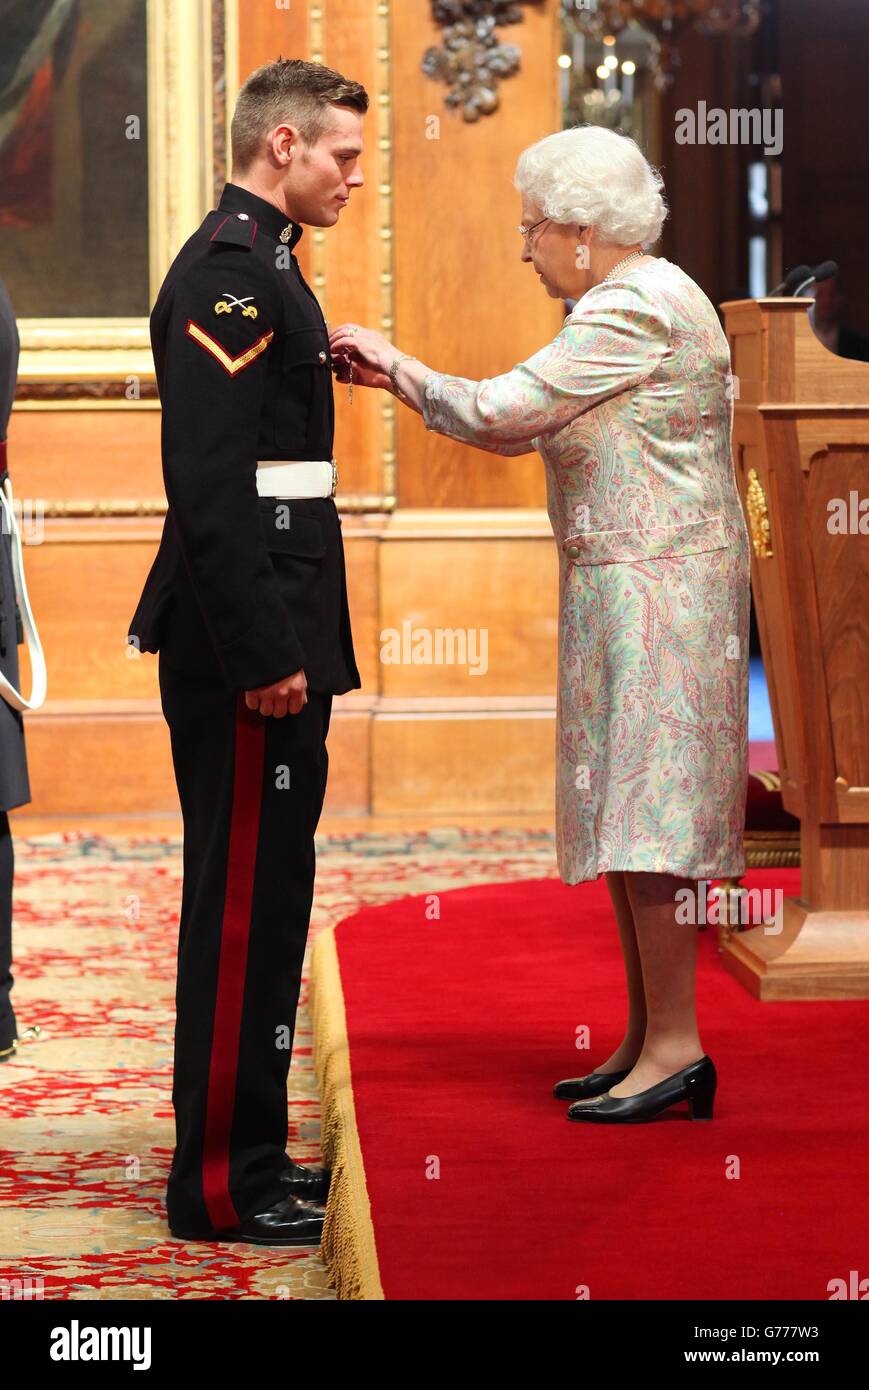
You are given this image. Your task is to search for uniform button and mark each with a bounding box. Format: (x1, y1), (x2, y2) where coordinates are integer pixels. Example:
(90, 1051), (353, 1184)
(237, 213), (249, 220)
(566, 544), (580, 559)
(319, 350), (327, 362)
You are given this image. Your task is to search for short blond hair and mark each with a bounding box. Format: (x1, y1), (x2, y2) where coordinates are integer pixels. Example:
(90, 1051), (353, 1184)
(231, 58), (369, 173)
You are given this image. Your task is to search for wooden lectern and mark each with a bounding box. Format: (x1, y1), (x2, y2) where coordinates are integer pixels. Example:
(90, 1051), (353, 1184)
(719, 297), (869, 998)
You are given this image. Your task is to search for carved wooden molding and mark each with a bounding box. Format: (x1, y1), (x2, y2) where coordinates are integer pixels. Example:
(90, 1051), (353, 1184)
(15, 381), (160, 403)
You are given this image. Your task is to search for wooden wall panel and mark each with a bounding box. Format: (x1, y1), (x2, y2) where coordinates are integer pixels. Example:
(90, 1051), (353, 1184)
(17, 523), (160, 702)
(316, 1), (388, 501)
(378, 529), (558, 697)
(390, 0), (563, 508)
(372, 711), (554, 816)
(8, 408), (163, 505)
(236, 0), (387, 501)
(12, 521), (558, 820)
(21, 703), (372, 817)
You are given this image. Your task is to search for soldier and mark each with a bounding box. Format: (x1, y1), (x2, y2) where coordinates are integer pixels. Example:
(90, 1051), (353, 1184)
(128, 59), (366, 1244)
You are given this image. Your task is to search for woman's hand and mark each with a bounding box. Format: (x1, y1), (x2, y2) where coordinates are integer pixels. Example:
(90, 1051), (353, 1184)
(329, 323), (395, 392)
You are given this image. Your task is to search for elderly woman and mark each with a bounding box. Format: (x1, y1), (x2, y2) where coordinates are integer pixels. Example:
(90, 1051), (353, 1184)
(329, 125), (750, 1125)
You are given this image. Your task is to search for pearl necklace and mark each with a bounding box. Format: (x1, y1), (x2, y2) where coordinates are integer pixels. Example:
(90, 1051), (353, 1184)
(603, 250), (647, 283)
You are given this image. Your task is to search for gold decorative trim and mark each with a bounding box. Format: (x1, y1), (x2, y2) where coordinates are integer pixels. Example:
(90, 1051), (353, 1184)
(751, 770), (781, 792)
(148, 0), (215, 305)
(378, 1), (397, 505)
(14, 382), (160, 404)
(39, 500), (171, 518)
(744, 849), (801, 866)
(382, 506), (553, 537)
(185, 322), (274, 373)
(211, 0), (227, 200)
(340, 494), (397, 514)
(17, 0), (226, 395)
(25, 495), (397, 518)
(759, 404), (869, 417)
(309, 2), (328, 316)
(311, 926), (385, 1300)
(224, 0), (240, 172)
(745, 468), (773, 558)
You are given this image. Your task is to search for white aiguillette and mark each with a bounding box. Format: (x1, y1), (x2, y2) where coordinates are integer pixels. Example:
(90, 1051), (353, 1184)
(0, 472), (47, 712)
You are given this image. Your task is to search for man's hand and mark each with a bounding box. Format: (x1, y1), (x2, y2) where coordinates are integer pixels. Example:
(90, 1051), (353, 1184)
(245, 669), (307, 717)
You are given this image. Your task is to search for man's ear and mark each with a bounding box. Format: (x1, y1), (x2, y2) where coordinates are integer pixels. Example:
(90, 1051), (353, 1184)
(271, 123), (300, 165)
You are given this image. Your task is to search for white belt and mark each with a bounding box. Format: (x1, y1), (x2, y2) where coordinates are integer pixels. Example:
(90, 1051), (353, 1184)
(256, 458), (337, 499)
(0, 474), (48, 712)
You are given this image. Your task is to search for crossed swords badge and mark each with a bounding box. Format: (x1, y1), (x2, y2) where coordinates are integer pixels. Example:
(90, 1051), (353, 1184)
(214, 293), (258, 319)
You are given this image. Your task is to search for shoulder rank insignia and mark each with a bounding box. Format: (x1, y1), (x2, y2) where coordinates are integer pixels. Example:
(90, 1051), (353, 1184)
(214, 293), (258, 319)
(209, 213), (258, 249)
(186, 320), (274, 376)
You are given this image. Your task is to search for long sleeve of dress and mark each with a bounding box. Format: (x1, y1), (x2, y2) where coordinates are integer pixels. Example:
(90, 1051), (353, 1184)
(419, 279), (672, 456)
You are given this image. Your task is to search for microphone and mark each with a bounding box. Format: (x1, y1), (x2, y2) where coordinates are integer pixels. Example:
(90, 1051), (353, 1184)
(768, 265), (811, 296)
(793, 260), (839, 297)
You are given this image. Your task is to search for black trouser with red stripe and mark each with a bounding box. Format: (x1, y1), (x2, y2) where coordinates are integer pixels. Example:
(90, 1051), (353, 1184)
(158, 653), (332, 1232)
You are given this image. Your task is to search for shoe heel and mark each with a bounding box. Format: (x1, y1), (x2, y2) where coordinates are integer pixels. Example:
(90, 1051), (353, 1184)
(686, 1078), (716, 1120)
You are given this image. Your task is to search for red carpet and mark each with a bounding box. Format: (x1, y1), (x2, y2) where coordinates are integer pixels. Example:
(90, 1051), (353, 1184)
(315, 869), (869, 1300)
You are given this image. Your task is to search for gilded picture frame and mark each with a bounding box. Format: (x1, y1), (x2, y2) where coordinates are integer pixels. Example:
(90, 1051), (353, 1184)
(12, 0), (239, 404)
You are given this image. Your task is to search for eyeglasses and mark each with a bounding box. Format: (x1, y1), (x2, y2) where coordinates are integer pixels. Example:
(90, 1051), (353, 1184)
(517, 216), (550, 244)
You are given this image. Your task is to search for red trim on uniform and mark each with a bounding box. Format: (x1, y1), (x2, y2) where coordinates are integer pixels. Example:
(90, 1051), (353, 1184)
(209, 215), (231, 242)
(250, 219), (259, 248)
(0, 439), (7, 473)
(201, 695), (265, 1231)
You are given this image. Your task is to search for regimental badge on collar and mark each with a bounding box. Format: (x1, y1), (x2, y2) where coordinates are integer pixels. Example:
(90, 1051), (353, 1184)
(279, 224), (293, 244)
(214, 293), (258, 319)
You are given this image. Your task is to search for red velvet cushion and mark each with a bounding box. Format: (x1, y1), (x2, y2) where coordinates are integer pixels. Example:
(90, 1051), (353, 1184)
(746, 771), (800, 833)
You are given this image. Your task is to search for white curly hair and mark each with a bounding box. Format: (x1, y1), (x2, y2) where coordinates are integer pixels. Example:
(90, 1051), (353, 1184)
(514, 125), (668, 248)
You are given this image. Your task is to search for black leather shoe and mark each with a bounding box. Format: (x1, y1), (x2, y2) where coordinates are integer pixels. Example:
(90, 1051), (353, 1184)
(169, 1193), (326, 1246)
(566, 1055), (717, 1124)
(553, 1067), (631, 1100)
(280, 1158), (331, 1204)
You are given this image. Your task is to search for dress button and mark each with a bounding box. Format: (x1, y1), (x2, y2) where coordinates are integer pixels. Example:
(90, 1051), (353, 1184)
(566, 544), (580, 559)
(318, 350), (327, 362)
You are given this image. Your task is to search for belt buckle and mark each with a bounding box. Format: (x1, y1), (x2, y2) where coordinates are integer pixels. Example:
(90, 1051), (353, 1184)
(330, 457), (338, 498)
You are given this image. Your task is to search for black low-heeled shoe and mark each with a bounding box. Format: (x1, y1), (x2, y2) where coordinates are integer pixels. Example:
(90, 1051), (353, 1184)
(566, 1055), (717, 1123)
(553, 1067), (632, 1101)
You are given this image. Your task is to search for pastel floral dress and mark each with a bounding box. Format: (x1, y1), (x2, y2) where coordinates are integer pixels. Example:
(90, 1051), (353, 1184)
(420, 258), (750, 885)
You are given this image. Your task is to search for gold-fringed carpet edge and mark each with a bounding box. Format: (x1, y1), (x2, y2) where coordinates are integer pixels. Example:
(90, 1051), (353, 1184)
(310, 926), (385, 1300)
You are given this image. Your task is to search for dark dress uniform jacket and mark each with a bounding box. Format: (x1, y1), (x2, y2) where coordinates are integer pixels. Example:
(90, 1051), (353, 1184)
(128, 183), (361, 696)
(0, 275), (31, 812)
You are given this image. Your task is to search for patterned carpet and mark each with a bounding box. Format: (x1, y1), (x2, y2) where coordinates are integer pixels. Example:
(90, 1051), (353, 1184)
(0, 827), (558, 1300)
